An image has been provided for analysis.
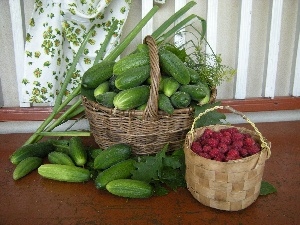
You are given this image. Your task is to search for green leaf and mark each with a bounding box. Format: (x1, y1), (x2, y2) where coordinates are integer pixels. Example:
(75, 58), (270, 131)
(194, 102), (226, 128)
(131, 144), (168, 183)
(260, 181), (277, 196)
(160, 167), (186, 190)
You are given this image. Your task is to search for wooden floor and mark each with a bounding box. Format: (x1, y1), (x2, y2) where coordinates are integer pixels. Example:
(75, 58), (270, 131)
(0, 121), (299, 225)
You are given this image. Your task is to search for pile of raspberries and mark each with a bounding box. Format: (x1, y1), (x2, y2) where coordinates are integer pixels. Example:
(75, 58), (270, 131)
(191, 127), (261, 162)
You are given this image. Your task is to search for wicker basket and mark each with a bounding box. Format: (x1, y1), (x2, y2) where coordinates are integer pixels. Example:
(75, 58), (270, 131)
(82, 35), (216, 155)
(184, 106), (271, 211)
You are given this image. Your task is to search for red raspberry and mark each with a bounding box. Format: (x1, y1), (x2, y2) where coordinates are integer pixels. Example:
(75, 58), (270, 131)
(221, 130), (232, 138)
(205, 138), (219, 148)
(214, 153), (225, 162)
(247, 144), (261, 156)
(226, 127), (239, 134)
(232, 140), (243, 149)
(191, 141), (202, 154)
(243, 137), (256, 146)
(209, 148), (220, 158)
(218, 143), (228, 154)
(226, 149), (241, 161)
(239, 148), (248, 157)
(202, 128), (213, 139)
(211, 131), (223, 140)
(232, 132), (244, 141)
(220, 136), (231, 145)
(202, 145), (212, 153)
(199, 152), (211, 159)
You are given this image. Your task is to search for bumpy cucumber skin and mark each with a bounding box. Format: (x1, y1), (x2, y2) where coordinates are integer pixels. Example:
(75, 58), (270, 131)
(158, 93), (174, 115)
(158, 49), (190, 85)
(170, 91), (191, 108)
(10, 141), (55, 165)
(13, 157), (43, 180)
(69, 137), (87, 166)
(106, 179), (153, 198)
(81, 61), (115, 89)
(93, 143), (132, 170)
(115, 65), (150, 90)
(48, 151), (75, 166)
(94, 81), (110, 97)
(187, 67), (201, 84)
(161, 77), (180, 97)
(95, 91), (117, 108)
(95, 159), (136, 189)
(113, 52), (150, 76)
(38, 164), (90, 182)
(179, 84), (207, 101)
(113, 85), (150, 110)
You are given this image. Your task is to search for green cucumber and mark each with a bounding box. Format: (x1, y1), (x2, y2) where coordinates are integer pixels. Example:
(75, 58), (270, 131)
(179, 84), (207, 101)
(13, 157), (43, 180)
(106, 179), (153, 198)
(48, 151), (74, 166)
(187, 67), (201, 84)
(38, 164), (90, 182)
(69, 137), (87, 166)
(95, 159), (136, 189)
(108, 75), (119, 93)
(93, 143), (132, 170)
(81, 60), (115, 89)
(94, 81), (110, 97)
(115, 65), (150, 90)
(81, 85), (96, 102)
(95, 91), (117, 108)
(137, 44), (149, 53)
(113, 85), (150, 110)
(10, 141), (55, 165)
(158, 48), (190, 85)
(161, 77), (180, 97)
(113, 52), (150, 76)
(170, 91), (191, 108)
(158, 93), (174, 114)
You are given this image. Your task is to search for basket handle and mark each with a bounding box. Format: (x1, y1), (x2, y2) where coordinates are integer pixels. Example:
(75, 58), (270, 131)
(189, 105), (271, 159)
(142, 35), (160, 121)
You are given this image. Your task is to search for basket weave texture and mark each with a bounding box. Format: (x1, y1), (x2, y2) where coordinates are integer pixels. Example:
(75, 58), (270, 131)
(82, 36), (216, 155)
(184, 106), (271, 211)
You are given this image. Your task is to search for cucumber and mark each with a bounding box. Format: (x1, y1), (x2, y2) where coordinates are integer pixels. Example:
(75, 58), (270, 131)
(161, 77), (180, 97)
(81, 85), (96, 102)
(108, 75), (119, 93)
(94, 81), (110, 97)
(170, 91), (191, 108)
(93, 143), (132, 170)
(81, 60), (115, 89)
(95, 91), (117, 108)
(113, 85), (150, 110)
(69, 137), (87, 166)
(13, 157), (43, 180)
(48, 151), (74, 166)
(197, 81), (212, 105)
(106, 179), (153, 198)
(88, 148), (103, 159)
(95, 159), (136, 189)
(137, 44), (149, 53)
(158, 49), (190, 85)
(158, 93), (174, 114)
(50, 139), (70, 154)
(115, 65), (150, 90)
(179, 84), (207, 101)
(187, 67), (201, 84)
(113, 52), (150, 76)
(10, 141), (55, 165)
(38, 164), (90, 182)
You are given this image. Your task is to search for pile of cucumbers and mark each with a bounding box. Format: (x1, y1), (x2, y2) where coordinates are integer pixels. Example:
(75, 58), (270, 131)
(10, 138), (153, 199)
(81, 44), (211, 113)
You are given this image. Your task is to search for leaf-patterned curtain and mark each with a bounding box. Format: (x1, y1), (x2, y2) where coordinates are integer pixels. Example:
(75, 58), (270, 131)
(21, 0), (131, 103)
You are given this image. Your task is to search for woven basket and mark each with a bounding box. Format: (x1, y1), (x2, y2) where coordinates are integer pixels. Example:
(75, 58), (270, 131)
(184, 106), (271, 211)
(82, 35), (216, 155)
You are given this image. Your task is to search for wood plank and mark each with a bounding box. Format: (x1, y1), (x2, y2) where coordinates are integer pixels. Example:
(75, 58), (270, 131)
(1, 97), (299, 121)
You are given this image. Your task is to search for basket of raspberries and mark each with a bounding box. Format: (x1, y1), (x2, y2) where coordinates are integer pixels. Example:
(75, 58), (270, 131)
(184, 106), (271, 211)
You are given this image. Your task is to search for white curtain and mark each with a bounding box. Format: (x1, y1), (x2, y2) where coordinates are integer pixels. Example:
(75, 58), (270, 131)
(21, 0), (131, 103)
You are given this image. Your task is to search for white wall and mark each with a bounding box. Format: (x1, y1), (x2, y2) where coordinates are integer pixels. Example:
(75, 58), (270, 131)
(0, 0), (299, 121)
